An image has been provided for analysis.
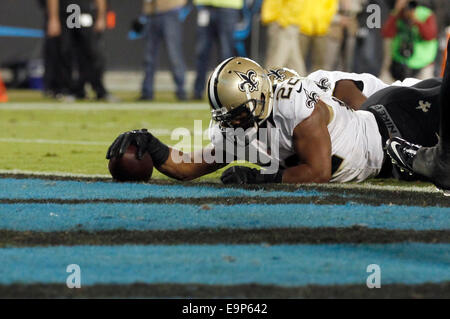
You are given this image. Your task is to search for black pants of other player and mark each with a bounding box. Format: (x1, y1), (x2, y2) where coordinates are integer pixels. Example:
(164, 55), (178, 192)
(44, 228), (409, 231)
(60, 24), (107, 99)
(363, 78), (442, 178)
(39, 2), (72, 96)
(43, 36), (73, 96)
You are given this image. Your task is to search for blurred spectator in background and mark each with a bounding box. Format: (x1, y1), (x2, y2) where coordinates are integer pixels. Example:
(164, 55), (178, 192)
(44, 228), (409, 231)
(354, 0), (388, 76)
(193, 0), (243, 100)
(381, 0), (438, 81)
(138, 0), (188, 101)
(40, 0), (72, 100)
(261, 0), (306, 76)
(47, 0), (114, 101)
(429, 0), (450, 77)
(298, 0), (338, 72)
(324, 0), (362, 71)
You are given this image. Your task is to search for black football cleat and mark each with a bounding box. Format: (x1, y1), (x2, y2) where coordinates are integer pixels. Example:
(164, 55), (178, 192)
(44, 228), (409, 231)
(386, 137), (419, 175)
(387, 137), (450, 196)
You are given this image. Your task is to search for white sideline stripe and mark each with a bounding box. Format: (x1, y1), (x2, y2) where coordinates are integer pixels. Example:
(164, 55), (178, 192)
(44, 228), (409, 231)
(2, 121), (174, 129)
(0, 169), (110, 179)
(313, 182), (438, 194)
(0, 131), (175, 146)
(0, 169), (439, 193)
(0, 103), (209, 111)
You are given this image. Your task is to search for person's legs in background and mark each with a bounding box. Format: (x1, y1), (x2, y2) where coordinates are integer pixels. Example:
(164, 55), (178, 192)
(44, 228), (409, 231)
(310, 36), (327, 72)
(299, 33), (326, 73)
(41, 1), (73, 100)
(299, 33), (311, 71)
(162, 8), (187, 101)
(379, 38), (394, 82)
(284, 25), (306, 75)
(299, 33), (322, 73)
(141, 15), (162, 100)
(343, 19), (358, 72)
(43, 36), (63, 96)
(323, 24), (341, 70)
(285, 26), (307, 75)
(89, 32), (108, 99)
(216, 7), (238, 61)
(264, 23), (286, 68)
(265, 23), (306, 75)
(194, 7), (215, 100)
(59, 25), (77, 98)
(324, 25), (356, 72)
(76, 26), (108, 100)
(72, 30), (88, 99)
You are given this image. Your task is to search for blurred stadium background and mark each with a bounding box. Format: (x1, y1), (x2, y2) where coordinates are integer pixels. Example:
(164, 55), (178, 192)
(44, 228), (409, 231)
(0, 0), (449, 299)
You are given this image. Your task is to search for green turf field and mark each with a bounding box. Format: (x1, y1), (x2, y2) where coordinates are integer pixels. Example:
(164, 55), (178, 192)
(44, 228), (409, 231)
(0, 90), (434, 188)
(0, 90), (249, 180)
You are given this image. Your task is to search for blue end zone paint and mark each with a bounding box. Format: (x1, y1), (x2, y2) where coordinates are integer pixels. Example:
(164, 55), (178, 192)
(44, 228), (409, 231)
(0, 178), (322, 200)
(1, 203), (449, 231)
(0, 244), (448, 286)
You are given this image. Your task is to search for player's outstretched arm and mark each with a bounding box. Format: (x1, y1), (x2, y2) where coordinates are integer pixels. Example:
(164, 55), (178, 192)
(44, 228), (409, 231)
(282, 101), (332, 183)
(106, 129), (226, 181)
(158, 146), (227, 181)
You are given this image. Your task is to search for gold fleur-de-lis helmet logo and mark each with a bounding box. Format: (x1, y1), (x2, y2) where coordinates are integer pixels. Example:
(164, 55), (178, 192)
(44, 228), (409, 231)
(235, 70), (259, 93)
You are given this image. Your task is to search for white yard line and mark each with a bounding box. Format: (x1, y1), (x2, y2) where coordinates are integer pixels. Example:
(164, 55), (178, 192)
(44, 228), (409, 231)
(0, 169), (110, 179)
(2, 121), (175, 130)
(0, 103), (209, 111)
(0, 138), (110, 146)
(312, 182), (438, 194)
(0, 129), (175, 145)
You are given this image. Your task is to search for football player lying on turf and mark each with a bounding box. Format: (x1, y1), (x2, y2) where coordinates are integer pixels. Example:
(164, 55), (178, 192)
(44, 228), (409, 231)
(106, 56), (444, 185)
(386, 39), (450, 194)
(268, 66), (441, 110)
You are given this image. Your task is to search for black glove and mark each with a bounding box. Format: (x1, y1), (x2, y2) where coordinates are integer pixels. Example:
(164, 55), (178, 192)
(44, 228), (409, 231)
(221, 166), (283, 185)
(106, 128), (170, 166)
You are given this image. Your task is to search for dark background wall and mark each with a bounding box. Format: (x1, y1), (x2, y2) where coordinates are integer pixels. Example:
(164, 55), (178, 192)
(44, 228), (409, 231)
(0, 0), (209, 71)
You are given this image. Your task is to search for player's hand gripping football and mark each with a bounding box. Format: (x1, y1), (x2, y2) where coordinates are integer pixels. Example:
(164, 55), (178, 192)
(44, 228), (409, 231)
(106, 128), (155, 160)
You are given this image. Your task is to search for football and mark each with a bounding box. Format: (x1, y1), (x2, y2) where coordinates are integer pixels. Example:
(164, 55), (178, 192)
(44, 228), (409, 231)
(108, 144), (153, 182)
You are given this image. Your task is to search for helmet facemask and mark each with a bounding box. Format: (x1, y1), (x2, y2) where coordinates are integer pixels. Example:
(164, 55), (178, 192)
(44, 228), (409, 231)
(211, 93), (269, 130)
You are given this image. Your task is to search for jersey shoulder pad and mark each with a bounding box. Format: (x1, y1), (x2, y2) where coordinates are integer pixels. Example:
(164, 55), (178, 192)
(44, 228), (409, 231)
(273, 78), (320, 134)
(306, 70), (334, 93)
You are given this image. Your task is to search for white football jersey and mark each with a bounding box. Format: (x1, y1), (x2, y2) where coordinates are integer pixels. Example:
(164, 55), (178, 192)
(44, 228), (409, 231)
(306, 70), (420, 98)
(272, 77), (384, 183)
(209, 76), (385, 183)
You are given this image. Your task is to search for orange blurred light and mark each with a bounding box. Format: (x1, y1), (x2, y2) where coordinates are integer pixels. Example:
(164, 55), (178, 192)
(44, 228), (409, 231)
(107, 11), (116, 29)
